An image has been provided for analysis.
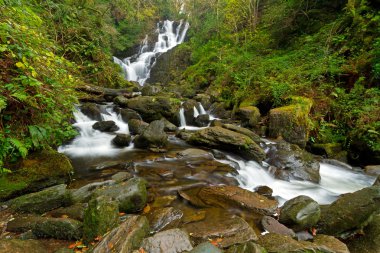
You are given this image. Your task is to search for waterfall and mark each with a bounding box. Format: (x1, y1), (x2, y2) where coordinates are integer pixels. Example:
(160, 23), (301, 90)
(179, 107), (186, 127)
(193, 106), (200, 118)
(198, 103), (207, 115)
(114, 20), (190, 86)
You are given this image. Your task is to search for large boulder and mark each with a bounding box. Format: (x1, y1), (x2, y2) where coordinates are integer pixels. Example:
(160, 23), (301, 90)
(222, 124), (261, 143)
(134, 120), (168, 151)
(195, 114), (210, 127)
(32, 217), (83, 240)
(189, 127), (265, 162)
(236, 106), (261, 128)
(179, 185), (278, 215)
(93, 177), (147, 213)
(92, 216), (149, 253)
(125, 96), (181, 124)
(209, 102), (231, 119)
(226, 242), (266, 253)
(0, 239), (48, 253)
(92, 120), (119, 132)
(0, 149), (73, 201)
(114, 95), (129, 107)
(81, 103), (102, 121)
(119, 108), (142, 123)
(279, 195), (321, 231)
(141, 85), (162, 96)
(83, 195), (119, 243)
(261, 216), (296, 237)
(70, 180), (116, 203)
(160, 118), (178, 132)
(348, 214), (380, 253)
(141, 228), (193, 253)
(147, 207), (183, 233)
(112, 133), (131, 147)
(182, 99), (199, 126)
(184, 214), (257, 248)
(194, 94), (212, 110)
(7, 184), (69, 214)
(268, 97), (313, 148)
(128, 119), (149, 135)
(190, 242), (223, 253)
(318, 186), (380, 238)
(266, 141), (321, 183)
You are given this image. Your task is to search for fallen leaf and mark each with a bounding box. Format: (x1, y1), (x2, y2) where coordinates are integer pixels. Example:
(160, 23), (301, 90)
(139, 248), (146, 253)
(119, 212), (126, 216)
(209, 238), (223, 246)
(108, 242), (114, 250)
(143, 204), (151, 214)
(94, 235), (102, 241)
(69, 241), (82, 249)
(61, 214), (69, 218)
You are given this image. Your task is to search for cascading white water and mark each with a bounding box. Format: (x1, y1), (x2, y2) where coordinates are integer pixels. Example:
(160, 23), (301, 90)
(198, 103), (207, 115)
(179, 107), (186, 127)
(219, 155), (376, 205)
(193, 106), (200, 118)
(113, 20), (189, 86)
(58, 105), (132, 157)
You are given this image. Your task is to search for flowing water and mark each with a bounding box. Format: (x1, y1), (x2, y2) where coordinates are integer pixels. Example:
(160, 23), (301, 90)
(113, 20), (189, 86)
(59, 105), (375, 205)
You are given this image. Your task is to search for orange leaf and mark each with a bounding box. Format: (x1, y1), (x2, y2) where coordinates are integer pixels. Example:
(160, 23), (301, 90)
(143, 204), (151, 214)
(108, 242), (114, 250)
(119, 212), (126, 216)
(94, 235), (102, 241)
(139, 248), (146, 253)
(69, 241), (82, 249)
(209, 238), (223, 246)
(312, 228), (317, 236)
(61, 214), (69, 218)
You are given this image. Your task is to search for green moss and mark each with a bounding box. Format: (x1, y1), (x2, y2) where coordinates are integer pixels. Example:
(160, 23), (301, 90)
(0, 177), (28, 200)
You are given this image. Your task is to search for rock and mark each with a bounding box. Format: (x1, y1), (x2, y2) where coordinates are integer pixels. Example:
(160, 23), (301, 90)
(0, 239), (48, 253)
(209, 102), (231, 119)
(141, 85), (162, 96)
(226, 242), (266, 253)
(182, 210), (207, 224)
(134, 120), (168, 151)
(195, 114), (210, 127)
(94, 177), (147, 213)
(318, 186), (380, 238)
(111, 172), (133, 183)
(261, 216), (296, 237)
(19, 230), (37, 240)
(258, 233), (333, 253)
(81, 103), (102, 121)
(129, 119), (149, 135)
(179, 185), (278, 215)
(222, 124), (261, 143)
(152, 195), (177, 208)
(92, 216), (149, 253)
(279, 195), (321, 231)
(0, 149), (73, 201)
(266, 141), (321, 183)
(295, 231), (314, 241)
(268, 97), (313, 148)
(189, 127), (266, 162)
(120, 108), (142, 122)
(210, 120), (223, 127)
(141, 228), (193, 253)
(194, 94), (212, 110)
(374, 175), (380, 186)
(176, 129), (194, 141)
(49, 203), (87, 221)
(126, 96), (181, 124)
(182, 99), (199, 126)
(348, 214), (380, 253)
(7, 216), (43, 233)
(32, 217), (83, 240)
(254, 186), (273, 198)
(8, 184), (69, 214)
(112, 133), (131, 147)
(314, 235), (350, 253)
(160, 118), (177, 132)
(310, 143), (347, 162)
(236, 106), (261, 128)
(190, 242), (223, 253)
(114, 95), (129, 107)
(147, 207), (183, 233)
(83, 195), (119, 243)
(364, 165), (380, 175)
(177, 148), (213, 159)
(71, 180), (116, 203)
(92, 120), (119, 132)
(185, 214), (257, 248)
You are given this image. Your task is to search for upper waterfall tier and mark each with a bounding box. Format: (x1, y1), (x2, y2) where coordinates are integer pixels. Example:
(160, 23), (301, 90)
(114, 20), (189, 86)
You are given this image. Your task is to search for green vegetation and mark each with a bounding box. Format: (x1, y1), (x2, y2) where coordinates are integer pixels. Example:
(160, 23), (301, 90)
(179, 0), (380, 164)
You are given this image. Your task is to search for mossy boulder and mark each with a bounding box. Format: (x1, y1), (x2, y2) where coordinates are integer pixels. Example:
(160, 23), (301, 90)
(236, 106), (261, 128)
(0, 149), (73, 201)
(188, 126), (265, 162)
(49, 203), (87, 221)
(190, 242), (223, 253)
(141, 85), (162, 96)
(129, 119), (149, 135)
(222, 124), (261, 143)
(92, 120), (119, 132)
(119, 108), (142, 123)
(0, 239), (48, 253)
(114, 95), (129, 107)
(80, 103), (102, 121)
(209, 102), (232, 119)
(195, 114), (210, 127)
(268, 97), (313, 148)
(160, 118), (178, 132)
(318, 186), (380, 238)
(70, 180), (116, 203)
(125, 96), (181, 124)
(83, 195), (119, 243)
(310, 143), (347, 162)
(134, 120), (168, 152)
(93, 177), (147, 213)
(279, 195), (321, 232)
(7, 184), (70, 214)
(112, 133), (131, 147)
(32, 217), (83, 240)
(226, 242), (267, 253)
(92, 215), (149, 253)
(348, 214), (380, 253)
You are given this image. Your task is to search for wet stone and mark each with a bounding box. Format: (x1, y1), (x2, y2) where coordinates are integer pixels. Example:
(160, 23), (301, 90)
(48, 203), (87, 221)
(147, 207), (183, 233)
(70, 180), (116, 203)
(151, 195), (177, 208)
(141, 228), (193, 253)
(92, 120), (119, 132)
(111, 172), (133, 183)
(226, 241), (266, 253)
(190, 242), (223, 253)
(261, 216), (296, 237)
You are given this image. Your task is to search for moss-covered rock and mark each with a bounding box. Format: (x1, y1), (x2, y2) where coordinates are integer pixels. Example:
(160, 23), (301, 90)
(92, 215), (149, 253)
(190, 242), (223, 253)
(279, 195), (321, 232)
(112, 133), (132, 147)
(92, 120), (119, 132)
(226, 242), (267, 253)
(222, 124), (262, 143)
(83, 195), (119, 243)
(310, 143), (347, 162)
(32, 217), (83, 240)
(134, 120), (168, 151)
(0, 239), (48, 253)
(114, 95), (129, 107)
(80, 103), (102, 121)
(8, 184), (70, 214)
(70, 180), (116, 203)
(209, 102), (232, 119)
(268, 97), (313, 148)
(348, 214), (380, 253)
(49, 203), (87, 221)
(129, 119), (149, 135)
(147, 207), (183, 233)
(119, 108), (142, 123)
(94, 177), (147, 213)
(236, 106), (261, 128)
(189, 126), (265, 162)
(318, 186), (380, 238)
(0, 149), (73, 201)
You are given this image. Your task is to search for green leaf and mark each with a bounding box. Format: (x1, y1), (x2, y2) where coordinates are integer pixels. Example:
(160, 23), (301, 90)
(0, 96), (6, 111)
(9, 138), (28, 158)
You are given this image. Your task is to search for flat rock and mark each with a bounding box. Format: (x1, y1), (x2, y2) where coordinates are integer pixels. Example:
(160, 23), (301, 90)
(71, 180), (116, 203)
(92, 215), (149, 253)
(314, 235), (350, 253)
(364, 165), (380, 175)
(225, 241), (266, 253)
(0, 239), (48, 253)
(184, 214), (257, 248)
(261, 216), (296, 237)
(147, 207), (183, 233)
(190, 242), (223, 253)
(49, 203), (87, 221)
(32, 217), (83, 240)
(222, 123), (261, 143)
(141, 228), (193, 253)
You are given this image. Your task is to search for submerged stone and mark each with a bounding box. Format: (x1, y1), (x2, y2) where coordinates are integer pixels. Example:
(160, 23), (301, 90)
(112, 133), (131, 147)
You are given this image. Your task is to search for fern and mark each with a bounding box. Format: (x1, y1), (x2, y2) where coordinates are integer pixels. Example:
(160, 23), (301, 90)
(9, 138), (28, 158)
